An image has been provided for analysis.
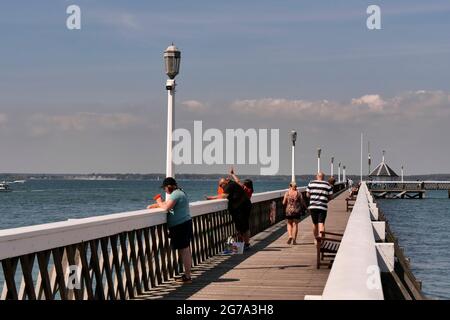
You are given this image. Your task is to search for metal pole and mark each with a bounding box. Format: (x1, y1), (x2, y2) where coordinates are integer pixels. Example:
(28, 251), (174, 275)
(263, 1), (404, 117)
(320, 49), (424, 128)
(401, 166), (404, 183)
(343, 166), (346, 182)
(291, 145), (295, 183)
(165, 81), (176, 200)
(166, 81), (175, 179)
(331, 157), (334, 178)
(360, 133), (363, 182)
(317, 148), (321, 173)
(338, 163), (341, 183)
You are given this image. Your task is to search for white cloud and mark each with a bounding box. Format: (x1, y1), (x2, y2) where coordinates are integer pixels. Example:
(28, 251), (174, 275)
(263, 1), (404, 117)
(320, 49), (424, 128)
(182, 100), (208, 112)
(29, 112), (143, 136)
(230, 91), (450, 123)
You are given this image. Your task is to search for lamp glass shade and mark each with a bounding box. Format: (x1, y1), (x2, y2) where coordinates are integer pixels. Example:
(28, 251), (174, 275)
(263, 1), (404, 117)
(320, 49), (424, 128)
(164, 45), (181, 79)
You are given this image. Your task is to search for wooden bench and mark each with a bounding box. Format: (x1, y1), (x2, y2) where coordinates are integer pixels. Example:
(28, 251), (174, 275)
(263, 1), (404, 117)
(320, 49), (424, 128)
(316, 231), (344, 269)
(346, 196), (356, 211)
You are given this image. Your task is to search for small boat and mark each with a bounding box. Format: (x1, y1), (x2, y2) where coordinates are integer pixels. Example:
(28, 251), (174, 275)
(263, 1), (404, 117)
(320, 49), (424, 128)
(0, 182), (12, 192)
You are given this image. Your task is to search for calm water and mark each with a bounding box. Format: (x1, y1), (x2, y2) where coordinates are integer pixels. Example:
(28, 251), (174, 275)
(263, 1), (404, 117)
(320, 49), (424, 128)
(378, 191), (450, 300)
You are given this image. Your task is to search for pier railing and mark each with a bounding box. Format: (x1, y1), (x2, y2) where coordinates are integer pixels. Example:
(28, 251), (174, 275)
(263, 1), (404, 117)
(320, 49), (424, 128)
(367, 180), (450, 191)
(321, 182), (384, 300)
(0, 182), (346, 300)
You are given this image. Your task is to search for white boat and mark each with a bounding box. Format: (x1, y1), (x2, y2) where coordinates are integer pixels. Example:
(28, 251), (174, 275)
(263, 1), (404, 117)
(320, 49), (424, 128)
(0, 182), (12, 192)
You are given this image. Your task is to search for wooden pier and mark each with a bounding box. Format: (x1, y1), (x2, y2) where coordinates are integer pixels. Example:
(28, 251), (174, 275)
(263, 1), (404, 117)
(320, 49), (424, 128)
(136, 192), (350, 300)
(0, 182), (425, 300)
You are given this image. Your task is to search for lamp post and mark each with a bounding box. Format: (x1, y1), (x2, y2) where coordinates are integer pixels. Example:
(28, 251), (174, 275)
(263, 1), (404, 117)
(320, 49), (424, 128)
(401, 165), (404, 183)
(163, 44), (181, 181)
(290, 131), (297, 183)
(338, 162), (341, 183)
(331, 157), (334, 178)
(343, 165), (346, 183)
(317, 148), (322, 173)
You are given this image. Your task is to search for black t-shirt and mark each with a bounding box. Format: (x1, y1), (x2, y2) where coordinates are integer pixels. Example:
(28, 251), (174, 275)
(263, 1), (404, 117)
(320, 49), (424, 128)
(223, 181), (251, 211)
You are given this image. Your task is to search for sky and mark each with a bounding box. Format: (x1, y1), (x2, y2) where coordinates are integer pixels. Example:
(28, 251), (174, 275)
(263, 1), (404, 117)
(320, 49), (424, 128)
(0, 0), (449, 175)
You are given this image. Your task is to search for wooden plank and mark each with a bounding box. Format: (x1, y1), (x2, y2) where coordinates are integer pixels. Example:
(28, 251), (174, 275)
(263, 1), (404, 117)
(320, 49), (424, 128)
(88, 240), (105, 300)
(119, 233), (135, 299)
(99, 237), (117, 299)
(65, 245), (83, 300)
(109, 235), (127, 300)
(76, 242), (94, 299)
(136, 230), (150, 292)
(1, 258), (19, 300)
(143, 229), (156, 288)
(51, 247), (68, 300)
(19, 254), (37, 300)
(36, 251), (54, 300)
(156, 225), (169, 282)
(127, 231), (143, 295)
(150, 227), (163, 285)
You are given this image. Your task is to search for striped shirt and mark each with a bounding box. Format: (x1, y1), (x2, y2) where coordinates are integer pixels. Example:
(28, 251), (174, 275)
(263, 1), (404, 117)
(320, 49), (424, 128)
(306, 180), (333, 211)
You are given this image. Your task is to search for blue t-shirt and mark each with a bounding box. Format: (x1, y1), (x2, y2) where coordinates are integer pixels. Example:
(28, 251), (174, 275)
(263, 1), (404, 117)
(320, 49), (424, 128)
(167, 189), (191, 228)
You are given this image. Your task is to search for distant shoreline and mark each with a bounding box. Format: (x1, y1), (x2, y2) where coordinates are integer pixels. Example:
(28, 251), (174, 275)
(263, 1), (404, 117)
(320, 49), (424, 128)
(1, 173), (450, 181)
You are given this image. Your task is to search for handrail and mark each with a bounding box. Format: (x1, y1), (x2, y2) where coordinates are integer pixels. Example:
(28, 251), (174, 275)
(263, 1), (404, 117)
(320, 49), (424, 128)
(322, 182), (384, 300)
(0, 188), (290, 260)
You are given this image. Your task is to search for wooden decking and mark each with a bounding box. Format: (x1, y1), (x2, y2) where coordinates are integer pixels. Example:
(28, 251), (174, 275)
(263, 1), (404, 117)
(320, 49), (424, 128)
(136, 192), (351, 300)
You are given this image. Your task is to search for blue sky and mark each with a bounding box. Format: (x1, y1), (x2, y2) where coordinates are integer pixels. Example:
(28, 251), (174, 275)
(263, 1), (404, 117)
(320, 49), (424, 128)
(1, 1), (449, 175)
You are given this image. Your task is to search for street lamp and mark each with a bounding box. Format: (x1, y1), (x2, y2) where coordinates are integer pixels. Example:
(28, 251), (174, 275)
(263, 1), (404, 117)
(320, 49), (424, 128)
(164, 44), (181, 181)
(317, 148), (322, 173)
(290, 131), (297, 183)
(338, 162), (341, 183)
(401, 165), (404, 183)
(331, 157), (334, 178)
(343, 165), (347, 183)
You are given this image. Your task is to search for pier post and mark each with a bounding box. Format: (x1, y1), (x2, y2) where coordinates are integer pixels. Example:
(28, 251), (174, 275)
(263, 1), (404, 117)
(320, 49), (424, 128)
(163, 44), (181, 185)
(290, 131), (297, 182)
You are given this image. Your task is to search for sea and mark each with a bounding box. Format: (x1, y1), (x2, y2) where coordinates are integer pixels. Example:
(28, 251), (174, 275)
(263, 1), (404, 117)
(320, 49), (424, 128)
(1, 179), (449, 299)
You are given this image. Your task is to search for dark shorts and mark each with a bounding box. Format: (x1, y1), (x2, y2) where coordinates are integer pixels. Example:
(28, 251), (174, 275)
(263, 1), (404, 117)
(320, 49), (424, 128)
(168, 219), (193, 250)
(285, 213), (302, 221)
(310, 209), (327, 224)
(230, 202), (252, 233)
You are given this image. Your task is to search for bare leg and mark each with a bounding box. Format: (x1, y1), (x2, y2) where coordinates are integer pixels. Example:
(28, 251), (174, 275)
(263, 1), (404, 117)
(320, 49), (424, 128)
(179, 247), (192, 278)
(243, 230), (250, 245)
(318, 223), (325, 238)
(287, 220), (292, 238)
(293, 221), (299, 244)
(313, 223), (319, 245)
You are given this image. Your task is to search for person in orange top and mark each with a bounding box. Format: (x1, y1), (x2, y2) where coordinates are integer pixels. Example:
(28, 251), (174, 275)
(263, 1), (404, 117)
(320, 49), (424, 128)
(229, 167), (253, 199)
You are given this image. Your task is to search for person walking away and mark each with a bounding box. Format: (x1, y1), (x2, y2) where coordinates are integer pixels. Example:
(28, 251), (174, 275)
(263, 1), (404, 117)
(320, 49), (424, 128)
(149, 177), (193, 283)
(306, 172), (333, 246)
(282, 182), (306, 245)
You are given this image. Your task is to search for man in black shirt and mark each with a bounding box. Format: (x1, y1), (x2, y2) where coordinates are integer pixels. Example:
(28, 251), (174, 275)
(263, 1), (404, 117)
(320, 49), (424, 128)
(206, 178), (252, 249)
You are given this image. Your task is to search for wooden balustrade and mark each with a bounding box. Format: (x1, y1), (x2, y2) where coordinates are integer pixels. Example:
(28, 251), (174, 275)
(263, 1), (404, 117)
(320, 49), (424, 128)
(0, 183), (347, 300)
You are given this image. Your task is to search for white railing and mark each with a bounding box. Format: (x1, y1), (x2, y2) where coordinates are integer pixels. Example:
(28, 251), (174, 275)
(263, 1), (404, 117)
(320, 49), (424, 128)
(0, 189), (289, 260)
(321, 182), (384, 300)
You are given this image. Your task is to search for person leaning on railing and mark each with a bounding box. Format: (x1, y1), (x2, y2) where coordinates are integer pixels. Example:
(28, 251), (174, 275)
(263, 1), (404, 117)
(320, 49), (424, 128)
(206, 176), (252, 251)
(148, 177), (193, 284)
